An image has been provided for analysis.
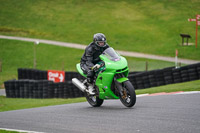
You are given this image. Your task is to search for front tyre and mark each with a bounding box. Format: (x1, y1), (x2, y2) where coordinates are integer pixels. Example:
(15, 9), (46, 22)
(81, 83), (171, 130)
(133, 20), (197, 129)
(120, 81), (136, 107)
(86, 94), (104, 107)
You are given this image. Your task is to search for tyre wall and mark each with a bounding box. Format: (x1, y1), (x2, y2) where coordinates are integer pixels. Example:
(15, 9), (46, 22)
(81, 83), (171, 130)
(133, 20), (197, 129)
(4, 63), (200, 98)
(4, 80), (84, 98)
(128, 63), (200, 89)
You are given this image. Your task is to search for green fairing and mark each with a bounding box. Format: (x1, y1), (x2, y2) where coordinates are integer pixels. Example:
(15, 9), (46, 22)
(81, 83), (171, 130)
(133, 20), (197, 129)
(76, 63), (86, 77)
(76, 48), (129, 99)
(116, 77), (129, 83)
(97, 54), (129, 99)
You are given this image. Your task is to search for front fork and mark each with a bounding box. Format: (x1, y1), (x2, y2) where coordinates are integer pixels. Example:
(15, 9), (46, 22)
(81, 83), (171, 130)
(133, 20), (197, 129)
(114, 76), (129, 98)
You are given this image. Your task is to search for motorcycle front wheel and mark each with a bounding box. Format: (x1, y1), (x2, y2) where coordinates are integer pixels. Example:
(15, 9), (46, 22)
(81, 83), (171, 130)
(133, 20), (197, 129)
(86, 94), (104, 107)
(119, 81), (136, 107)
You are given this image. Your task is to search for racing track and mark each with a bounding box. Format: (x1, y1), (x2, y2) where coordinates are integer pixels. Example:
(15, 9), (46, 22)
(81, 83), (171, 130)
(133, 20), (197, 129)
(0, 93), (200, 133)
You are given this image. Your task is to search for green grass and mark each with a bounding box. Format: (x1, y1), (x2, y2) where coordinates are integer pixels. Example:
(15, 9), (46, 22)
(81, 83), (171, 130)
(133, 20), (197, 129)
(0, 0), (200, 60)
(0, 80), (200, 112)
(0, 39), (177, 87)
(136, 80), (200, 95)
(0, 96), (86, 112)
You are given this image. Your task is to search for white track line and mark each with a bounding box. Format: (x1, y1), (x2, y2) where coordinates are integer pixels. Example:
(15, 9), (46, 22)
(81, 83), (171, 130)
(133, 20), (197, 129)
(136, 91), (200, 97)
(173, 91), (200, 95)
(136, 94), (149, 97)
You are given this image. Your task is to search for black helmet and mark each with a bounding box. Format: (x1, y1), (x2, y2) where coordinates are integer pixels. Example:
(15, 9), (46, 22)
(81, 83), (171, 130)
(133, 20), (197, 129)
(93, 33), (107, 47)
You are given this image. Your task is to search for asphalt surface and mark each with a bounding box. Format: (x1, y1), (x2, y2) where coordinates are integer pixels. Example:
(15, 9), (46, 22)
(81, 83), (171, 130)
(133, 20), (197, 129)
(0, 94), (200, 133)
(0, 35), (199, 64)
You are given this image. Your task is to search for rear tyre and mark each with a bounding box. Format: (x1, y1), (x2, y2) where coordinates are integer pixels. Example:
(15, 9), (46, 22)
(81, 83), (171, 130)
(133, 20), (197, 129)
(119, 81), (136, 107)
(86, 94), (104, 107)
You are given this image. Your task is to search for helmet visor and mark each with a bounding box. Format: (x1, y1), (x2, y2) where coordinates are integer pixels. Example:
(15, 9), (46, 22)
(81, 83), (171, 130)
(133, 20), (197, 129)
(97, 41), (106, 47)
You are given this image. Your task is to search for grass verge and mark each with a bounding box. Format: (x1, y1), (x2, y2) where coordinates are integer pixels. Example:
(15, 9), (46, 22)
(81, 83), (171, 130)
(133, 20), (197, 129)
(136, 80), (200, 95)
(0, 97), (86, 112)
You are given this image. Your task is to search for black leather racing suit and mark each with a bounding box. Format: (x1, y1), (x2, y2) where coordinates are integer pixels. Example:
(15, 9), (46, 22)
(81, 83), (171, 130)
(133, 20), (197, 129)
(80, 42), (109, 82)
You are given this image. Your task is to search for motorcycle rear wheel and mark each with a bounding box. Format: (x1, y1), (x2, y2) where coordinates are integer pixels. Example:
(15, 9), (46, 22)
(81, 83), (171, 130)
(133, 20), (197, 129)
(86, 94), (104, 107)
(119, 81), (136, 107)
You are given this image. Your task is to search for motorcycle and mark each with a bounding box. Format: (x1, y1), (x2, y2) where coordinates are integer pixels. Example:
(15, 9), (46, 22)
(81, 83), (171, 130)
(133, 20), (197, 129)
(72, 47), (136, 107)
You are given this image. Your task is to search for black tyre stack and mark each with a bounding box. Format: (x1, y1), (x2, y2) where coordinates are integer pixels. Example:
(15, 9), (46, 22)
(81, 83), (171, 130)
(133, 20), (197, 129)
(19, 80), (24, 98)
(33, 80), (38, 98)
(14, 80), (20, 98)
(65, 71), (85, 82)
(155, 70), (165, 86)
(58, 82), (64, 98)
(24, 80), (29, 98)
(142, 72), (151, 89)
(4, 63), (200, 98)
(48, 81), (54, 98)
(64, 82), (70, 98)
(53, 83), (59, 98)
(187, 64), (199, 81)
(28, 80), (34, 98)
(18, 68), (47, 80)
(128, 73), (137, 89)
(180, 66), (190, 82)
(4, 79), (16, 98)
(172, 68), (182, 83)
(148, 71), (157, 88)
(197, 66), (200, 79)
(4, 79), (84, 99)
(136, 74), (144, 89)
(163, 67), (174, 85)
(127, 63), (200, 90)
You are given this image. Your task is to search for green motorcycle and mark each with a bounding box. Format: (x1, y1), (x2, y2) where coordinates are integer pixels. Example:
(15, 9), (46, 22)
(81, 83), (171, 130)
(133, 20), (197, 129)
(72, 47), (136, 107)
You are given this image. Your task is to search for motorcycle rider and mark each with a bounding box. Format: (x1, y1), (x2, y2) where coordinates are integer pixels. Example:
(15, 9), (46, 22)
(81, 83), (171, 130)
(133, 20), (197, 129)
(80, 33), (109, 95)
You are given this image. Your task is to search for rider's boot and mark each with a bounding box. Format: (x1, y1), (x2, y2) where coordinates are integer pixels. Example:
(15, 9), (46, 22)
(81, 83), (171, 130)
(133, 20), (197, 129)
(88, 84), (95, 95)
(86, 77), (95, 95)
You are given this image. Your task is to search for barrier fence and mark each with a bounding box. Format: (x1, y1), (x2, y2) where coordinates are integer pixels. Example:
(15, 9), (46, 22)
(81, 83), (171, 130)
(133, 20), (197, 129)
(129, 63), (200, 89)
(4, 80), (84, 98)
(4, 63), (200, 98)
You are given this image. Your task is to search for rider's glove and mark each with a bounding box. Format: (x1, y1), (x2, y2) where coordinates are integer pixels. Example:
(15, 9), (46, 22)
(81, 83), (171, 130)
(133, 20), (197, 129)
(92, 64), (101, 72)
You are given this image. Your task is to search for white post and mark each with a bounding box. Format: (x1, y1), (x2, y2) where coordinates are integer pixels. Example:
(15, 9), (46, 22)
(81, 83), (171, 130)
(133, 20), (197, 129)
(175, 49), (178, 68)
(33, 41), (39, 69)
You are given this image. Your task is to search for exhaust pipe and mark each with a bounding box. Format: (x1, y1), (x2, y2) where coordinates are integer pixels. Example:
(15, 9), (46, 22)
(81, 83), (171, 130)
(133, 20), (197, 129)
(72, 78), (86, 92)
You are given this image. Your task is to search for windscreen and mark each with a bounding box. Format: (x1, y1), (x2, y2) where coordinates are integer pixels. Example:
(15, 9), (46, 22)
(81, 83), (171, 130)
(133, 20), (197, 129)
(103, 47), (121, 61)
